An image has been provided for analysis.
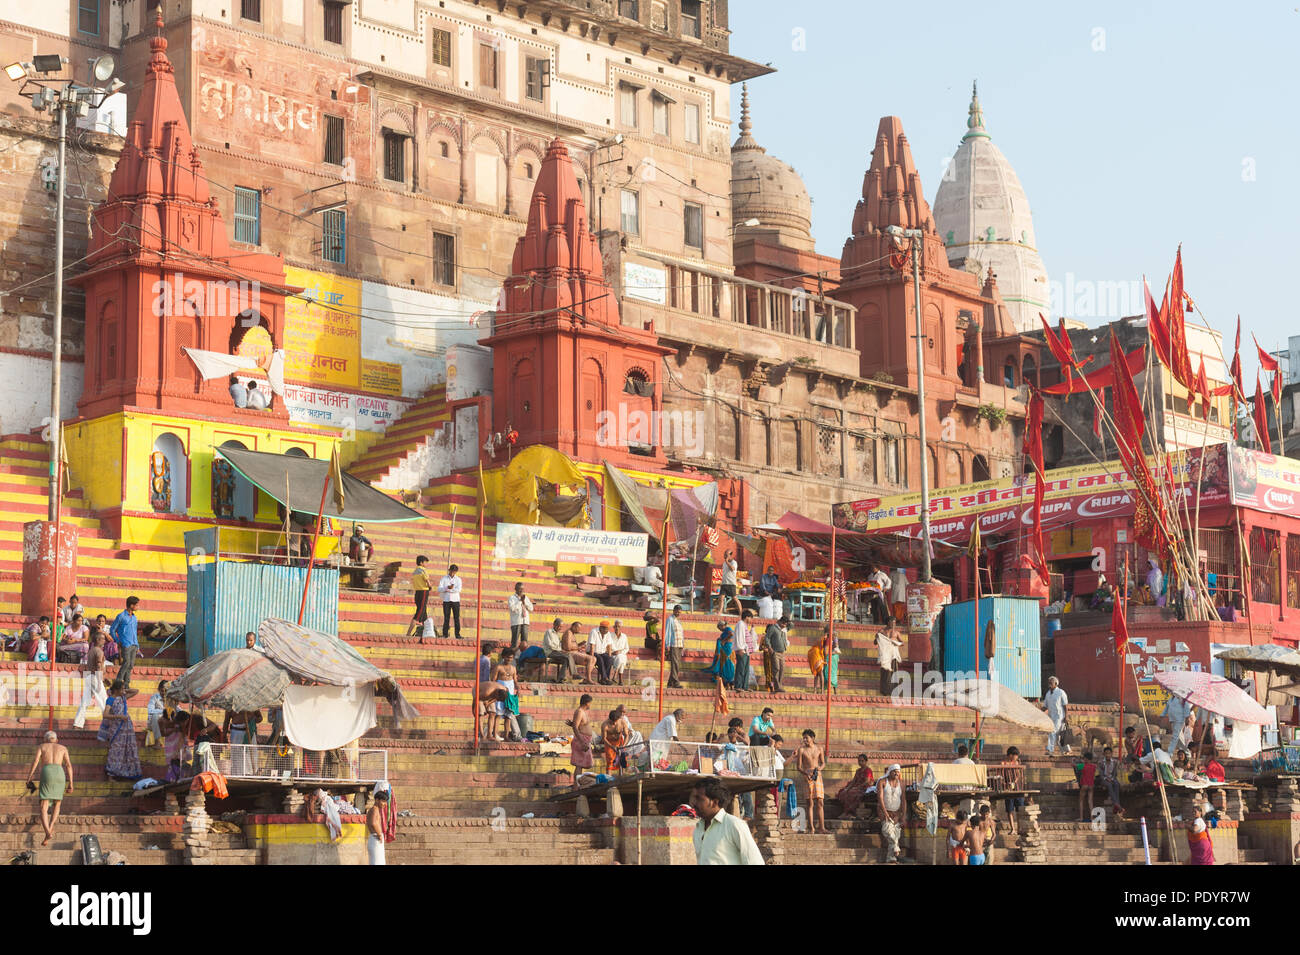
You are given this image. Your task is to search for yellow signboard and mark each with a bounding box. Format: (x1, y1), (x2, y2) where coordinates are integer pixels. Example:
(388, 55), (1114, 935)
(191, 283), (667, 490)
(360, 359), (403, 397)
(284, 266), (361, 389)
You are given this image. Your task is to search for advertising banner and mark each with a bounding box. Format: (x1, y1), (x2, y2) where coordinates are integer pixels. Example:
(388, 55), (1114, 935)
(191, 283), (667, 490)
(283, 383), (411, 433)
(832, 444), (1232, 542)
(284, 267), (362, 389)
(360, 358), (403, 396)
(494, 523), (648, 566)
(1228, 445), (1300, 515)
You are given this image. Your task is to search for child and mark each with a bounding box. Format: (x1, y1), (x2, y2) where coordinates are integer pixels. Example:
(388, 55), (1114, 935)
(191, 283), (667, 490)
(1078, 750), (1097, 822)
(145, 680), (167, 747)
(965, 814), (988, 866)
(977, 804), (999, 864)
(948, 809), (971, 865)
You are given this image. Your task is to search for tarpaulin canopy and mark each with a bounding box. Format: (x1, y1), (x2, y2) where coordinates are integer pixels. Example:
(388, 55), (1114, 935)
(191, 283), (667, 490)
(164, 648), (291, 712)
(604, 463), (719, 551)
(773, 510), (965, 569)
(502, 445), (587, 526)
(215, 442), (424, 523)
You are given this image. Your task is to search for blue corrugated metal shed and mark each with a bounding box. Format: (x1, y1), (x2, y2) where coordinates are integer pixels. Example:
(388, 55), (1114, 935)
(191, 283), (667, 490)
(185, 529), (339, 665)
(942, 597), (1042, 699)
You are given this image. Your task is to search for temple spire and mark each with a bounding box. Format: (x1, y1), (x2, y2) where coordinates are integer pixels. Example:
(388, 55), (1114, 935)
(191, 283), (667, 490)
(732, 82), (763, 153)
(962, 80), (989, 141)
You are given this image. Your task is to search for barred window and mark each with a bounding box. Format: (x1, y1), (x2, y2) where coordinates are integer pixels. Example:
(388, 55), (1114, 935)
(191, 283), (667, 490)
(383, 131), (405, 183)
(78, 0), (99, 35)
(322, 209), (346, 264)
(323, 1), (344, 44)
(433, 231), (456, 287)
(240, 0), (260, 22)
(233, 186), (260, 245)
(323, 114), (345, 166)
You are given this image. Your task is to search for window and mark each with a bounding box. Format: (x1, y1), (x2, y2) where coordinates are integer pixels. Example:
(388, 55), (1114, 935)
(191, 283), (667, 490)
(433, 231), (456, 287)
(684, 102), (700, 144)
(240, 0), (261, 22)
(383, 131), (405, 183)
(525, 56), (547, 102)
(524, 163), (534, 179)
(618, 0), (639, 18)
(683, 202), (703, 249)
(323, 1), (344, 44)
(681, 0), (701, 38)
(439, 141), (450, 158)
(618, 83), (638, 127)
(323, 114), (345, 166)
(322, 209), (346, 264)
(620, 190), (639, 235)
(78, 0), (99, 35)
(652, 94), (669, 136)
(430, 28), (452, 67)
(233, 186), (261, 245)
(479, 42), (499, 89)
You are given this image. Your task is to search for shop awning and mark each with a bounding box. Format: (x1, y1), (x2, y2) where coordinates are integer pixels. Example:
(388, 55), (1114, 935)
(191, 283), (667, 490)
(773, 510), (965, 569)
(215, 442), (425, 523)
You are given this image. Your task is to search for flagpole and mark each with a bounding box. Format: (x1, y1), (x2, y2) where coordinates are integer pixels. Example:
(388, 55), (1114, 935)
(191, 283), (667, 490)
(296, 443), (335, 625)
(825, 516), (836, 762)
(657, 494), (671, 722)
(973, 535), (981, 742)
(473, 482), (485, 753)
(1118, 552), (1127, 746)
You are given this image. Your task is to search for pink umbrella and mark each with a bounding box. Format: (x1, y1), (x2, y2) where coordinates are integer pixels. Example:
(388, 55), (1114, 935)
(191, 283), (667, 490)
(1154, 670), (1271, 724)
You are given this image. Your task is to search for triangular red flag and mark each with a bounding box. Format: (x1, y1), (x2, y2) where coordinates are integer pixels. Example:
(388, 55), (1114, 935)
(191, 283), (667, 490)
(1167, 248), (1195, 388)
(1230, 316), (1244, 402)
(1254, 335), (1280, 374)
(1273, 369), (1283, 412)
(1254, 374), (1272, 454)
(1112, 586), (1129, 650)
(1195, 357), (1212, 420)
(1145, 276), (1173, 371)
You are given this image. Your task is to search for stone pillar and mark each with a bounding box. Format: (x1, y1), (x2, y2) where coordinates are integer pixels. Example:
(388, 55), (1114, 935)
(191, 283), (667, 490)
(752, 786), (784, 865)
(162, 791), (181, 815)
(20, 520), (78, 618)
(282, 788), (305, 814)
(606, 786), (624, 819)
(503, 130), (514, 216)
(1015, 800), (1047, 863)
(575, 795), (592, 818)
(458, 119), (469, 204)
(182, 791), (211, 865)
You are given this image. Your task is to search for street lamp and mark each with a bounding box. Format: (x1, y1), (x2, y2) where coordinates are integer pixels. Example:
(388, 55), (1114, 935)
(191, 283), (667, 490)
(885, 224), (933, 582)
(5, 54), (121, 521)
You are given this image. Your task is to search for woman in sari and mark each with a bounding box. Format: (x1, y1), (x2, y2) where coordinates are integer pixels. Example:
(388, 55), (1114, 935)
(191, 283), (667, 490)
(97, 679), (141, 780)
(808, 638), (826, 692)
(1187, 816), (1215, 865)
(704, 621), (736, 689)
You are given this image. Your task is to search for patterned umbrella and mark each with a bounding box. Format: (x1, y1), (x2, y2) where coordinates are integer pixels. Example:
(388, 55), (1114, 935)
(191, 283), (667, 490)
(1154, 670), (1271, 724)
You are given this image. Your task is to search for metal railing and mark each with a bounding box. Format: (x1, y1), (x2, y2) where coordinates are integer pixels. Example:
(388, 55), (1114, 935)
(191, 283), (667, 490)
(189, 743), (388, 784)
(616, 739), (779, 779)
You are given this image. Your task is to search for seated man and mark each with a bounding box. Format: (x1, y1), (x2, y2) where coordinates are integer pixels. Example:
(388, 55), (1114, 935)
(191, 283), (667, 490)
(835, 754), (875, 817)
(515, 633), (547, 676)
(349, 524), (373, 565)
(246, 380), (270, 410)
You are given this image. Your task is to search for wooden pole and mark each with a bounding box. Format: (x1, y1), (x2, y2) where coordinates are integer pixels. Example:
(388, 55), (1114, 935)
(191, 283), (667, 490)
(473, 502), (485, 752)
(1131, 661), (1178, 863)
(296, 447), (334, 626)
(974, 546), (981, 742)
(1118, 552), (1128, 746)
(446, 504), (457, 566)
(49, 451), (61, 732)
(636, 777), (644, 866)
(657, 495), (672, 722)
(825, 518), (836, 761)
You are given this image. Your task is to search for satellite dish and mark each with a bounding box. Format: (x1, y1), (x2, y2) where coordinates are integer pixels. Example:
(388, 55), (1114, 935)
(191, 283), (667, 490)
(91, 54), (116, 83)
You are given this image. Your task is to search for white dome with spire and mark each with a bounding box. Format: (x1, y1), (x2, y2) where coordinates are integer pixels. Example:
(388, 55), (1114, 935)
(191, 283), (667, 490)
(933, 83), (1050, 333)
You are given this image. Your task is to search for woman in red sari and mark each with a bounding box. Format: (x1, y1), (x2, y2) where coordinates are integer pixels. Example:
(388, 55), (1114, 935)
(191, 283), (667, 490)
(1187, 817), (1215, 865)
(836, 754), (875, 817)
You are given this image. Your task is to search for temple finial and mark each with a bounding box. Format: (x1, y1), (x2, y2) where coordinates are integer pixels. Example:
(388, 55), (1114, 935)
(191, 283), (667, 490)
(963, 80), (988, 141)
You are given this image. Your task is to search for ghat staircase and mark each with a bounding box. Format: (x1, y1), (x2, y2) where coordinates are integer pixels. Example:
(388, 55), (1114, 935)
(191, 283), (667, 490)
(0, 432), (1264, 865)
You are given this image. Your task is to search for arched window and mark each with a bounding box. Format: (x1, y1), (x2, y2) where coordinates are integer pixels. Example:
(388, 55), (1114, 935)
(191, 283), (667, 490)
(285, 447), (310, 457)
(215, 441), (257, 520)
(1021, 354), (1037, 388)
(972, 454), (991, 483)
(150, 433), (187, 515)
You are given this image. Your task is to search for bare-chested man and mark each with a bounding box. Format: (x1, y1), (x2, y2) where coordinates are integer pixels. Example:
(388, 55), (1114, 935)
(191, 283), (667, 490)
(965, 811), (989, 866)
(948, 809), (971, 865)
(792, 729), (828, 834)
(567, 694), (594, 787)
(366, 788), (390, 865)
(562, 621), (597, 683)
(27, 731), (73, 845)
(599, 708), (625, 774)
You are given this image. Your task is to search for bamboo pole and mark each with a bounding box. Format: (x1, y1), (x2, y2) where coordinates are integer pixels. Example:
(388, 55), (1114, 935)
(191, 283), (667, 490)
(473, 501), (485, 753)
(825, 519), (836, 762)
(296, 446), (334, 626)
(657, 495), (671, 722)
(1131, 661), (1179, 863)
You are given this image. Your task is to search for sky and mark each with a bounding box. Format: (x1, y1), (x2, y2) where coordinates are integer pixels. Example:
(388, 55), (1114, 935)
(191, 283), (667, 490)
(728, 1), (1299, 384)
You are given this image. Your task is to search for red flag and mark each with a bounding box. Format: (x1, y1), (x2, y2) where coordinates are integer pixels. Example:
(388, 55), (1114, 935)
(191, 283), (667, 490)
(1040, 345), (1145, 395)
(1195, 357), (1212, 420)
(1167, 249), (1195, 388)
(1112, 586), (1130, 650)
(1144, 276), (1173, 371)
(1273, 370), (1283, 411)
(1230, 317), (1243, 399)
(1108, 330), (1168, 558)
(1038, 313), (1092, 391)
(1254, 335), (1279, 374)
(1109, 331), (1146, 457)
(1254, 374), (1272, 454)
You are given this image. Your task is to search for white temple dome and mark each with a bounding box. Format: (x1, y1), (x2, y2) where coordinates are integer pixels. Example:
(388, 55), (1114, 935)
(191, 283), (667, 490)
(731, 84), (815, 252)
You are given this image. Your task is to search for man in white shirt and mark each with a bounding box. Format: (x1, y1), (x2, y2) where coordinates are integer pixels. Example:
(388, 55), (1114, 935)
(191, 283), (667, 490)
(1044, 676), (1071, 756)
(651, 708), (685, 742)
(62, 594), (84, 627)
(867, 566), (892, 623)
(875, 624), (905, 695)
(507, 581), (533, 649)
(540, 617), (574, 683)
(588, 620), (614, 684)
(608, 620), (630, 686)
(718, 551), (741, 615)
(246, 380), (269, 410)
(641, 563), (663, 593)
(733, 609), (758, 690)
(691, 777), (764, 865)
(889, 567), (909, 622)
(664, 605), (685, 688)
(438, 564), (463, 639)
